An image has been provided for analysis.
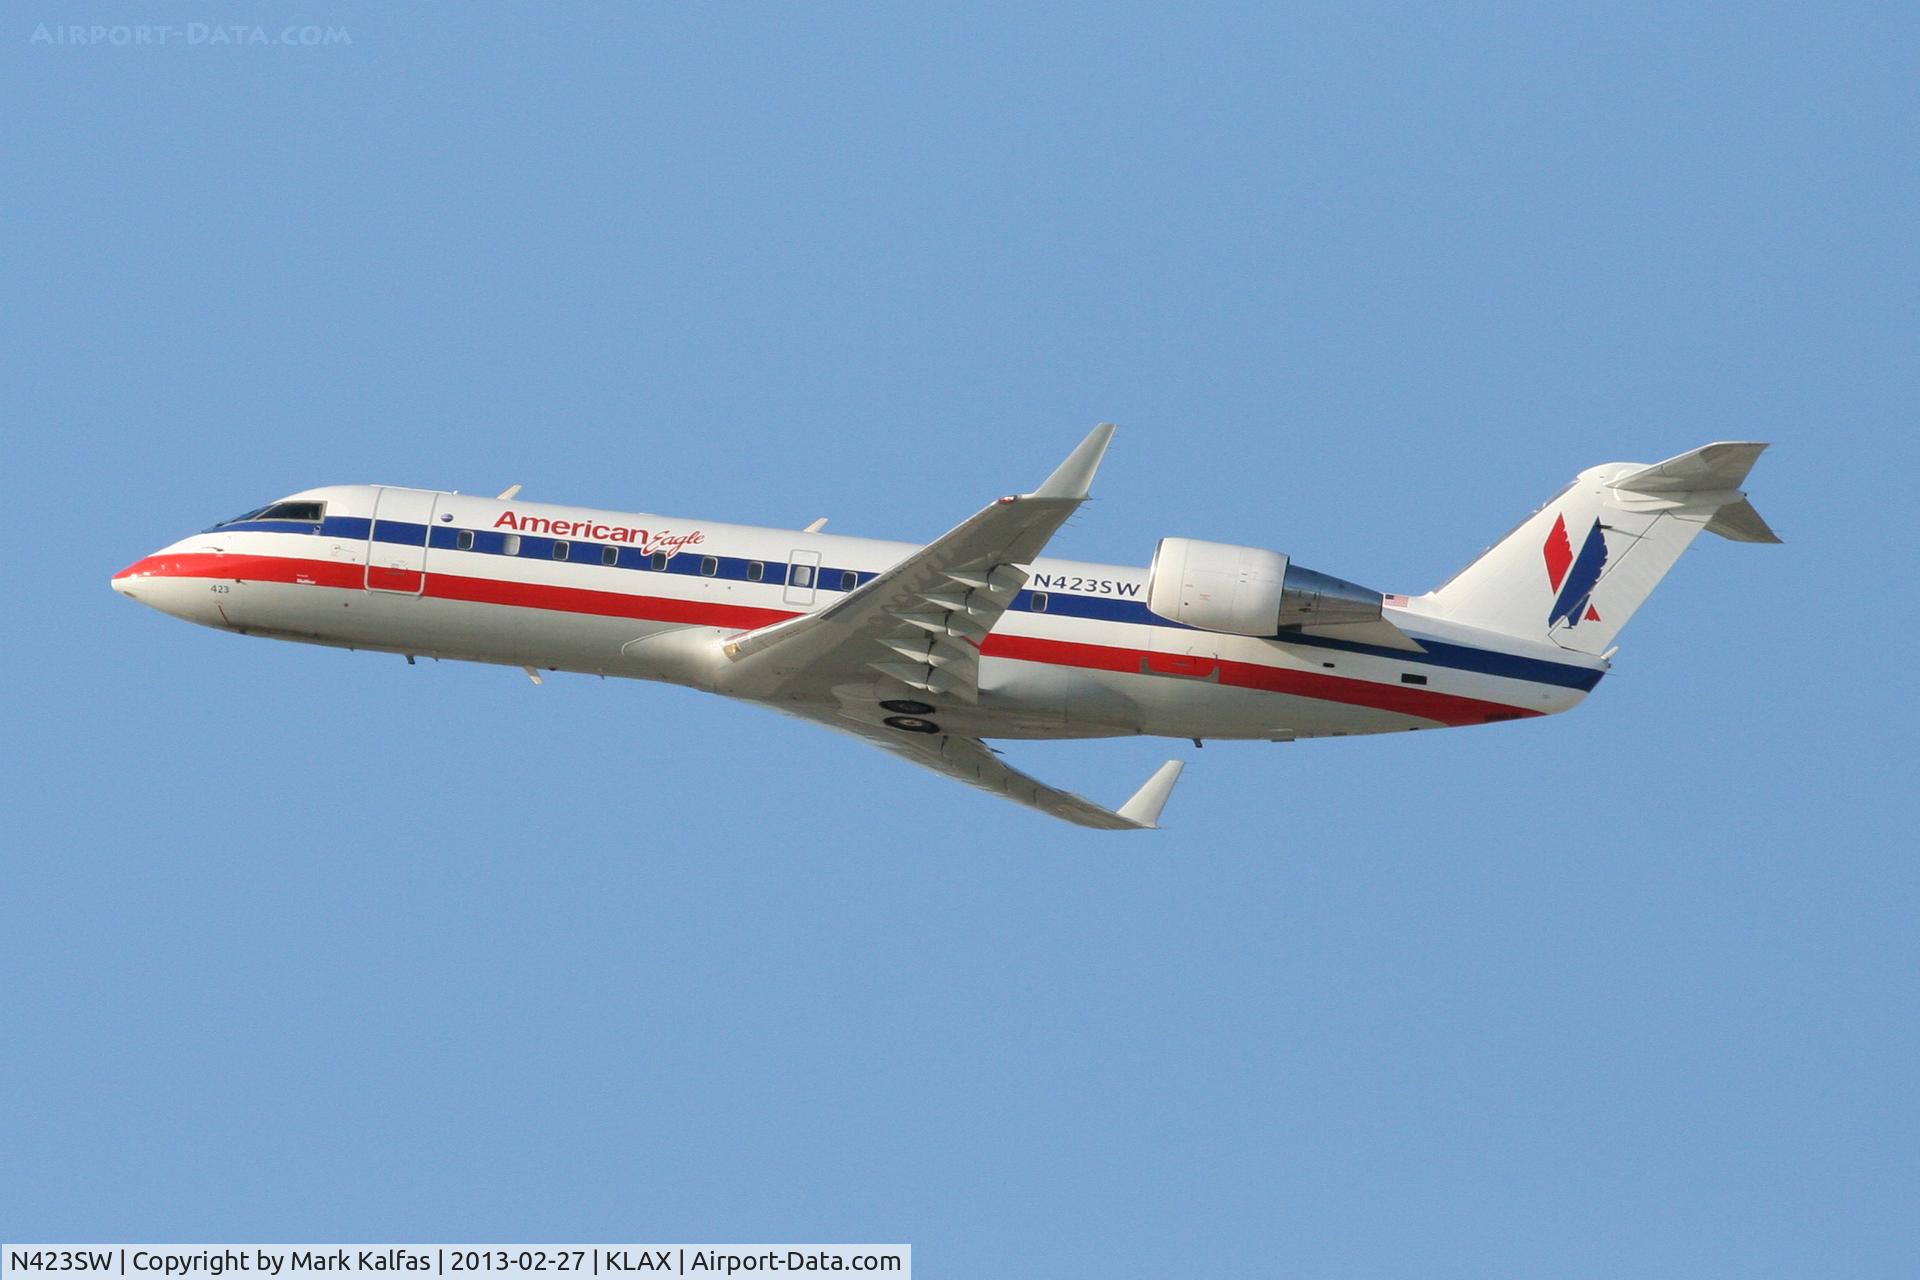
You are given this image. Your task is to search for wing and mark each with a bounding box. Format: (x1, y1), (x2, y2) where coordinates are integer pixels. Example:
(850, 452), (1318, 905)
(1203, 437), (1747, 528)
(716, 423), (1186, 829)
(719, 422), (1116, 704)
(782, 702), (1185, 830)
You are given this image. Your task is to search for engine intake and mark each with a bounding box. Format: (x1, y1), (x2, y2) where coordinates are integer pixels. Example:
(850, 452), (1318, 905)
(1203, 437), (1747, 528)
(1146, 538), (1382, 637)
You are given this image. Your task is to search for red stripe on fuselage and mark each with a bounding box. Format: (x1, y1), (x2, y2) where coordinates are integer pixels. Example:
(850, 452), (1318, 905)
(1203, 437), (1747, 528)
(119, 552), (1539, 726)
(115, 553), (791, 629)
(979, 635), (1535, 725)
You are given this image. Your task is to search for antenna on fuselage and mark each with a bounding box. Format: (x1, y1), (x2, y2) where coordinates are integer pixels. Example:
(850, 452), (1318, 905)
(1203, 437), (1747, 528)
(496, 484), (523, 500)
(804, 517), (828, 533)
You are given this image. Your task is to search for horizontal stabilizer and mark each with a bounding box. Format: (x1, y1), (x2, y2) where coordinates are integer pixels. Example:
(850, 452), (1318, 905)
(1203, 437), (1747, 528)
(1610, 440), (1781, 545)
(1608, 441), (1769, 495)
(1704, 497), (1783, 544)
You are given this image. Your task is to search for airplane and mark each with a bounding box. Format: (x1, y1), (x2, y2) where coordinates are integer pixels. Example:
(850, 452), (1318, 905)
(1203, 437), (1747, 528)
(111, 426), (1778, 829)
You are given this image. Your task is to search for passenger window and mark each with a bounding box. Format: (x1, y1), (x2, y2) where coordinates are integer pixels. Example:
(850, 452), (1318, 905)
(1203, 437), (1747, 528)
(602, 546), (619, 566)
(1031, 592), (1049, 612)
(791, 564), (814, 588)
(553, 541), (570, 561)
(841, 571), (858, 591)
(651, 551), (669, 570)
(700, 556), (718, 577)
(747, 561), (765, 583)
(501, 534), (521, 556)
(456, 530), (474, 551)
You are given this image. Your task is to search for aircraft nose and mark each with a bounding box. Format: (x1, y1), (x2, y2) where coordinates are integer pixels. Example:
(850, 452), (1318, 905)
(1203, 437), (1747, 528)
(110, 548), (239, 627)
(111, 554), (192, 612)
(112, 555), (170, 597)
(111, 558), (149, 596)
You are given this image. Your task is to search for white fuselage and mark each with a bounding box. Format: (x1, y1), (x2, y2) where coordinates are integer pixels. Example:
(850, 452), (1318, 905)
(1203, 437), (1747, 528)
(113, 484), (1604, 742)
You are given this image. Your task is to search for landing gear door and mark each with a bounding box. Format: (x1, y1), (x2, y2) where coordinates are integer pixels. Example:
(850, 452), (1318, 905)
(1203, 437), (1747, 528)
(366, 486), (440, 594)
(1146, 623), (1221, 682)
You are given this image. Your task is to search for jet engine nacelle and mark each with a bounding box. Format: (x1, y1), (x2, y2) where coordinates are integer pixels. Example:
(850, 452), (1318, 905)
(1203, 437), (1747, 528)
(1146, 538), (1383, 637)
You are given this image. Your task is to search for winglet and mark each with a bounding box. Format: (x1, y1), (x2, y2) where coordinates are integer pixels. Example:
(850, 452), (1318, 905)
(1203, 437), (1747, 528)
(1031, 422), (1117, 500)
(1116, 760), (1186, 829)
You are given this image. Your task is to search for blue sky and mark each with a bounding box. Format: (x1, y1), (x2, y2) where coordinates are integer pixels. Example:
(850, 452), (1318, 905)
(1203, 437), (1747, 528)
(4, 3), (1915, 1274)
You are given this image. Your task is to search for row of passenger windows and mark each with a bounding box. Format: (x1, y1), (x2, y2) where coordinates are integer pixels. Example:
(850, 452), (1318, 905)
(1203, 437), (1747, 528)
(232, 508), (1044, 608)
(231, 508), (1058, 612)
(226, 507), (863, 593)
(446, 530), (861, 591)
(451, 526), (1044, 608)
(224, 508), (1045, 608)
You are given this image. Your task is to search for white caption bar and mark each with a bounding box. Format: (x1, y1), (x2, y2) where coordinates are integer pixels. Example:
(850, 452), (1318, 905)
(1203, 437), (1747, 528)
(3, 1248), (909, 1280)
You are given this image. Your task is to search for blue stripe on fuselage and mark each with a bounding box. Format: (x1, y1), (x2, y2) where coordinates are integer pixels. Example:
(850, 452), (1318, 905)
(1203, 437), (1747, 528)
(1027, 589), (1600, 690)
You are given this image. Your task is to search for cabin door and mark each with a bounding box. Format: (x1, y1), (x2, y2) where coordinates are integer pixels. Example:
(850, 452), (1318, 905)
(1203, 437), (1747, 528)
(365, 487), (441, 595)
(783, 549), (822, 606)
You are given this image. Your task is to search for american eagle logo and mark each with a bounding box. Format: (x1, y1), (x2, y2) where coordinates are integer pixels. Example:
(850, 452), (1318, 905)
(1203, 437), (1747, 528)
(1543, 513), (1607, 627)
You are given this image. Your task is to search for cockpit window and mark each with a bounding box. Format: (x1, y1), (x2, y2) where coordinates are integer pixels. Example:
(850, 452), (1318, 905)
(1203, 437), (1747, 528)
(215, 501), (325, 527)
(256, 501), (326, 522)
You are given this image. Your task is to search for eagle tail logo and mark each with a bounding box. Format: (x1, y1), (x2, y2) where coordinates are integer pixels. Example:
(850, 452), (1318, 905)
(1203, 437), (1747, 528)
(1546, 516), (1608, 628)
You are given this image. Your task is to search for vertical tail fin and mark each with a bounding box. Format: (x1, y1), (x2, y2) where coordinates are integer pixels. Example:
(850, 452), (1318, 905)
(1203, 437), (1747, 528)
(1422, 443), (1778, 655)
